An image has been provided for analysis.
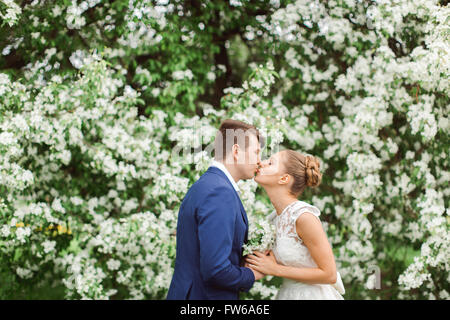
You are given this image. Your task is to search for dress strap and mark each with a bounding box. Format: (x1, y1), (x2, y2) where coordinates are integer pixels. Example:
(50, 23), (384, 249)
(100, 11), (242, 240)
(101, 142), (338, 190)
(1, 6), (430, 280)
(290, 201), (321, 225)
(288, 201), (321, 242)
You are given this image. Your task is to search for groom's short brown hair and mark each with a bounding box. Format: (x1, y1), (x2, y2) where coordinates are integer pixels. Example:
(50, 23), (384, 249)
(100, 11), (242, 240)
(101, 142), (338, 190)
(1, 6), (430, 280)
(214, 119), (263, 160)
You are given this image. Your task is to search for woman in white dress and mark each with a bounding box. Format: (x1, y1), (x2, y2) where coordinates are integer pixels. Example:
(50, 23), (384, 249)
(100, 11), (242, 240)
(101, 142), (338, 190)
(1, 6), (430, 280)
(245, 150), (345, 300)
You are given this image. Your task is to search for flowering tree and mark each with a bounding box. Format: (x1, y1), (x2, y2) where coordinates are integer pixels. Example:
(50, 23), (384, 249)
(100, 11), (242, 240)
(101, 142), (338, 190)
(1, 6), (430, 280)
(1, 0), (448, 299)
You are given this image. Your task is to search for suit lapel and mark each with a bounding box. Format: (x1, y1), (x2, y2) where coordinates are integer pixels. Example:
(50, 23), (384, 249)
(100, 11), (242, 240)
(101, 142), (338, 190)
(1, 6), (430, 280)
(239, 203), (249, 243)
(237, 200), (249, 227)
(206, 167), (248, 228)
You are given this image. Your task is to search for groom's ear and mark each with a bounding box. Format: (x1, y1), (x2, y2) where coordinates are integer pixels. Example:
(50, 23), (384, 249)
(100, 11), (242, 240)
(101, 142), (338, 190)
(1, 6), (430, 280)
(231, 143), (240, 160)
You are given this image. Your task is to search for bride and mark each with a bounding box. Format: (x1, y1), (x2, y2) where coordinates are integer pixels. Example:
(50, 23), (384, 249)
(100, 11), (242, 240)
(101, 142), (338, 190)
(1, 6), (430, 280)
(245, 149), (345, 300)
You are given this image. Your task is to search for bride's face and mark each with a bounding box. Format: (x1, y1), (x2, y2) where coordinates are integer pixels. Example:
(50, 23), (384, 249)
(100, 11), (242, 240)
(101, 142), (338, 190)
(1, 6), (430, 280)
(254, 151), (286, 186)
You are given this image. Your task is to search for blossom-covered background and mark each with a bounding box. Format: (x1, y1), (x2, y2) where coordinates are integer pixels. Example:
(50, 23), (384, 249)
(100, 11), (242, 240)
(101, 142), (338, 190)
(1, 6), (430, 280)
(1, 0), (448, 299)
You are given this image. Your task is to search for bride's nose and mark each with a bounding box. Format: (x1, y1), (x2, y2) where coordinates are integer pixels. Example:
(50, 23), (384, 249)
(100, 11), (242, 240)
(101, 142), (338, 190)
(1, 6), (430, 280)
(260, 159), (269, 167)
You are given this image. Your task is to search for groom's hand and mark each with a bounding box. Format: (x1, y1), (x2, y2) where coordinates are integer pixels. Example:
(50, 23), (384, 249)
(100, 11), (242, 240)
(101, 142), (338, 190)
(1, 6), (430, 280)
(245, 262), (265, 281)
(252, 268), (265, 281)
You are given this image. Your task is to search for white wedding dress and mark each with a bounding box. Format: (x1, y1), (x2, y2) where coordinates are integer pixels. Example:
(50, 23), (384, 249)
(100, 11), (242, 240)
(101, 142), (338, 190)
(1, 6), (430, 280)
(268, 200), (345, 300)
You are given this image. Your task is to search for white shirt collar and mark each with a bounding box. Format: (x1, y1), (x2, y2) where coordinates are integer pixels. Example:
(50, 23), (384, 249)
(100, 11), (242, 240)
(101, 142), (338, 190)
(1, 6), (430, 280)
(210, 160), (240, 194)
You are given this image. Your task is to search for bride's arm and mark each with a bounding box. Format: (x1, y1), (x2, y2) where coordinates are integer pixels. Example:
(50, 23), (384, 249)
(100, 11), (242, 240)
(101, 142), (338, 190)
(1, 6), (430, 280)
(246, 212), (337, 285)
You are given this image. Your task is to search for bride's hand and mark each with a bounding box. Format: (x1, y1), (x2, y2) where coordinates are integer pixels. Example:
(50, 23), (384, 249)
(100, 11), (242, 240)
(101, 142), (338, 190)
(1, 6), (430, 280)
(245, 250), (279, 276)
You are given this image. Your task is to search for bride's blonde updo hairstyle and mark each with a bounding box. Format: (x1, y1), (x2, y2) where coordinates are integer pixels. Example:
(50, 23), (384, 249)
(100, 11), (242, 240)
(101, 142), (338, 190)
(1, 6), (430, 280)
(283, 150), (322, 196)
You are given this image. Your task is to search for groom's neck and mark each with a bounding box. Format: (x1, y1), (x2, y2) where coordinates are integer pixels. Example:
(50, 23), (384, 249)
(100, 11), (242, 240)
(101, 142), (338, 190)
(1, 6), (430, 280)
(217, 159), (241, 183)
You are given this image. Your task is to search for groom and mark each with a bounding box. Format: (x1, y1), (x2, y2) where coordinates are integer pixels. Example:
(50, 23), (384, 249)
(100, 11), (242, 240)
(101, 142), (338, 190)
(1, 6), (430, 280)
(167, 119), (265, 300)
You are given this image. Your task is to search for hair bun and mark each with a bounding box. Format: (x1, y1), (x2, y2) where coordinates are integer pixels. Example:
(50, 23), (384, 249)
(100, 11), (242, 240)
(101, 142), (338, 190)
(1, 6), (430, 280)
(304, 155), (322, 188)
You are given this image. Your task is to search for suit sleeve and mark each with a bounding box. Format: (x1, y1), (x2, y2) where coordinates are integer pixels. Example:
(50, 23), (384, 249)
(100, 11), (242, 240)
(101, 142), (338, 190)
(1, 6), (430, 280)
(197, 185), (255, 292)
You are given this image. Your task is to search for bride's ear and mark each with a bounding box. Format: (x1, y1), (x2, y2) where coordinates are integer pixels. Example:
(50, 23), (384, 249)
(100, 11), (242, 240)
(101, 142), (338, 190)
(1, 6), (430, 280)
(279, 174), (290, 185)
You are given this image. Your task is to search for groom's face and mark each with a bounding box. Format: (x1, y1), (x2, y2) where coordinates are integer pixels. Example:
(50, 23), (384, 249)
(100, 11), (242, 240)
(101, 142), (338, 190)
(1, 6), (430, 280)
(234, 133), (261, 180)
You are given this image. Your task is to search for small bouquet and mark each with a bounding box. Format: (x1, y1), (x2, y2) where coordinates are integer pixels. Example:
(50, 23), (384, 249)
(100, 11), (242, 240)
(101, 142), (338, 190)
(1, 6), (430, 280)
(243, 215), (276, 256)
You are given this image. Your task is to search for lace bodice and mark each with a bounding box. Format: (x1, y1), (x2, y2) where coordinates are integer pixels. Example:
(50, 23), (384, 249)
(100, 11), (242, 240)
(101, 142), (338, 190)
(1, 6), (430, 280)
(268, 200), (322, 269)
(267, 200), (345, 299)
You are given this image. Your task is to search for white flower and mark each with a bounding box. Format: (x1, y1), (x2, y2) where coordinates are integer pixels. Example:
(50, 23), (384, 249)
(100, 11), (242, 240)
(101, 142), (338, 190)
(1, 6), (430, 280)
(243, 216), (276, 256)
(51, 198), (66, 214)
(52, 5), (62, 17)
(70, 196), (84, 206)
(15, 227), (31, 243)
(122, 198), (138, 214)
(172, 70), (194, 81)
(69, 50), (87, 69)
(1, 225), (11, 237)
(229, 0), (242, 7)
(223, 87), (244, 95)
(16, 267), (33, 279)
(42, 240), (56, 254)
(207, 71), (216, 81)
(106, 259), (121, 271)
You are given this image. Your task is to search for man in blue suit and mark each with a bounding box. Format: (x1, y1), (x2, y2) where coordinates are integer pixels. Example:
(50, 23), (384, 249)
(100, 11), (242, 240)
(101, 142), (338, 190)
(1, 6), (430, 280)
(167, 119), (265, 300)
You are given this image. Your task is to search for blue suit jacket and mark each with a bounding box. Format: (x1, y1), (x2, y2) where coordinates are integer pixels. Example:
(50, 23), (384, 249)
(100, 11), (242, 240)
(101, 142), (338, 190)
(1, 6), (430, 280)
(166, 166), (255, 300)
